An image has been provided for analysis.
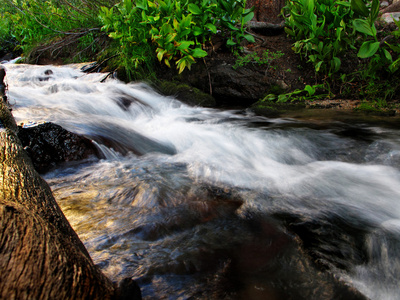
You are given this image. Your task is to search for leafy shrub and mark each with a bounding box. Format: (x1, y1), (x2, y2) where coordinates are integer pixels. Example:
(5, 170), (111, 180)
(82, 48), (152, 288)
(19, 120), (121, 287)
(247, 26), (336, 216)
(283, 0), (356, 76)
(351, 0), (400, 76)
(2, 0), (116, 60)
(99, 0), (255, 77)
(282, 0), (400, 103)
(0, 10), (16, 56)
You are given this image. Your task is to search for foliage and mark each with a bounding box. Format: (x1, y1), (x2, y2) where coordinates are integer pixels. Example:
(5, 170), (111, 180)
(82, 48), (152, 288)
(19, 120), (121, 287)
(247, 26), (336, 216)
(283, 0), (356, 76)
(233, 50), (284, 70)
(0, 10), (17, 56)
(263, 84), (331, 102)
(99, 0), (255, 77)
(350, 0), (400, 79)
(1, 0), (117, 61)
(282, 0), (400, 104)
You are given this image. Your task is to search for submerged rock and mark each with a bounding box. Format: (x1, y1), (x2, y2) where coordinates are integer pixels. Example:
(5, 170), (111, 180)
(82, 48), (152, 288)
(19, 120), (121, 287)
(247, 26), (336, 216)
(17, 122), (100, 173)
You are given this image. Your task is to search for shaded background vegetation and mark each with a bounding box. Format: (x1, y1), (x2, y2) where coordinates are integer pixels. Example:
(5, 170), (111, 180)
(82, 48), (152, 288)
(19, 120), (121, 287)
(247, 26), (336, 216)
(1, 0), (399, 105)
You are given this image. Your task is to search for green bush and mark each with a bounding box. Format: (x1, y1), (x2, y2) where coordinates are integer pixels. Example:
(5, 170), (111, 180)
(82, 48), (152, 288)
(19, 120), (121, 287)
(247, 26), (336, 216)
(0, 2), (20, 56)
(351, 0), (400, 76)
(283, 0), (356, 76)
(284, 0), (400, 77)
(282, 0), (400, 103)
(99, 0), (255, 78)
(1, 0), (116, 60)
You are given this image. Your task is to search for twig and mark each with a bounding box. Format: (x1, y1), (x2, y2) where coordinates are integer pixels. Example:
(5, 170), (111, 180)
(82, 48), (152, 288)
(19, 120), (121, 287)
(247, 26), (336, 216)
(203, 58), (213, 96)
(100, 69), (118, 83)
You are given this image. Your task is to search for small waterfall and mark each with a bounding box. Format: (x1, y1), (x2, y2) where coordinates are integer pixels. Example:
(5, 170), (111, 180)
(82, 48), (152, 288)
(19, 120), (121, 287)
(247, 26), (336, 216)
(4, 63), (400, 299)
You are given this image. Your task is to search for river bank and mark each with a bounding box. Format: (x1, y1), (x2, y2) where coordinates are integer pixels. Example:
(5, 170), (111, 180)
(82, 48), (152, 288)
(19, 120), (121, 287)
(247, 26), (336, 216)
(3, 20), (400, 118)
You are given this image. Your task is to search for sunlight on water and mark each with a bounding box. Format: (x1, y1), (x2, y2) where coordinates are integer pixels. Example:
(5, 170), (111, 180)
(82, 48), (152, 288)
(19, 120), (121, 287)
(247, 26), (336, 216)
(4, 63), (400, 299)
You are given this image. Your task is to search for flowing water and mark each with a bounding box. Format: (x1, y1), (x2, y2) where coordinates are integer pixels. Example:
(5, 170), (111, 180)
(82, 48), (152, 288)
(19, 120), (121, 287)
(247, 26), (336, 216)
(3, 63), (400, 299)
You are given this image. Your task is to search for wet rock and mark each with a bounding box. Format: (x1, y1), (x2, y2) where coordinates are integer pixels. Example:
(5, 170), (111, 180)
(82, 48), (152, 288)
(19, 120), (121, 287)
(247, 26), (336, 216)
(0, 66), (6, 98)
(274, 211), (372, 272)
(381, 12), (400, 23)
(0, 53), (14, 64)
(17, 122), (101, 173)
(81, 62), (101, 73)
(155, 81), (216, 107)
(117, 278), (142, 300)
(180, 60), (271, 105)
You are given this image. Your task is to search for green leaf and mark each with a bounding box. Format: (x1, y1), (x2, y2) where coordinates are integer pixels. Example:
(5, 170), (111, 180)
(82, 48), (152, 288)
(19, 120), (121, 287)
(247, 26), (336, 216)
(284, 27), (295, 37)
(331, 56), (341, 72)
(263, 94), (277, 101)
(353, 19), (375, 36)
(277, 94), (290, 102)
(226, 39), (236, 46)
(191, 48), (208, 58)
(156, 48), (167, 61)
(180, 14), (192, 28)
(387, 42), (400, 52)
(243, 34), (255, 43)
(173, 18), (179, 30)
(336, 1), (351, 7)
(370, 0), (380, 24)
(136, 0), (148, 10)
(315, 61), (323, 72)
(351, 0), (369, 17)
(389, 57), (400, 73)
(176, 40), (194, 51)
(242, 12), (254, 23)
(180, 29), (191, 36)
(224, 21), (239, 31)
(193, 27), (204, 36)
(205, 23), (217, 33)
(308, 54), (317, 62)
(304, 85), (316, 96)
(176, 55), (195, 73)
(357, 41), (380, 58)
(109, 32), (122, 39)
(383, 49), (392, 62)
(165, 33), (177, 43)
(188, 3), (202, 15)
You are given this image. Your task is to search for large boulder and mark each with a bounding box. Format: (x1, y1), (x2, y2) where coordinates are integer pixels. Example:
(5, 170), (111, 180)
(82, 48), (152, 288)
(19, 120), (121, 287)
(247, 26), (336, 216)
(17, 122), (101, 174)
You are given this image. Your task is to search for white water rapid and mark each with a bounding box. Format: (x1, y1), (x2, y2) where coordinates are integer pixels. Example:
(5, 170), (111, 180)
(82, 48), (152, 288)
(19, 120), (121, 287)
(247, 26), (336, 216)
(3, 63), (400, 299)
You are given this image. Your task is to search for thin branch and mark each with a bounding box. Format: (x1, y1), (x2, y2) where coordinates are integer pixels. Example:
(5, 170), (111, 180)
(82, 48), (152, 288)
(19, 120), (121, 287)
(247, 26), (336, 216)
(203, 58), (213, 96)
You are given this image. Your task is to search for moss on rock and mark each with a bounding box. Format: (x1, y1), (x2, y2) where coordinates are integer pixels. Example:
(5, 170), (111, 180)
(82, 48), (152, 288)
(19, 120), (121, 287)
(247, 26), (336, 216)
(155, 81), (216, 107)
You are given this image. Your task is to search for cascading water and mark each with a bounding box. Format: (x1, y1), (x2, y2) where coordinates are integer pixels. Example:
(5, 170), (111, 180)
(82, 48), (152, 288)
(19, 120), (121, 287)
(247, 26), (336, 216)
(3, 62), (400, 299)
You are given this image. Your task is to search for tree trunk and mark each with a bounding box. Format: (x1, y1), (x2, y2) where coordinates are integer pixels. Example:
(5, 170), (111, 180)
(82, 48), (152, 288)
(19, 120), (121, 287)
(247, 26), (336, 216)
(246, 0), (286, 23)
(0, 67), (139, 299)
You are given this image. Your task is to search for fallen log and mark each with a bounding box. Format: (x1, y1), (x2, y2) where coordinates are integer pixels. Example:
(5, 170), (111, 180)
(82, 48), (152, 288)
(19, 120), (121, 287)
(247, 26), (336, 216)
(0, 66), (140, 299)
(247, 20), (285, 30)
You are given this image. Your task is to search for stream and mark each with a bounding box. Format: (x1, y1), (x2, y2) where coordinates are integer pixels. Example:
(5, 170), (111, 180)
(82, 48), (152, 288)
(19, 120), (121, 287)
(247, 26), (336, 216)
(4, 62), (400, 299)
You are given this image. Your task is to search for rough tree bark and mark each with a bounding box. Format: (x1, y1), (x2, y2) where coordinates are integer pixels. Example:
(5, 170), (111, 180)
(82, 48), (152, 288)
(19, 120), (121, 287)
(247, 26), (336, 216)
(0, 66), (140, 300)
(246, 0), (286, 24)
